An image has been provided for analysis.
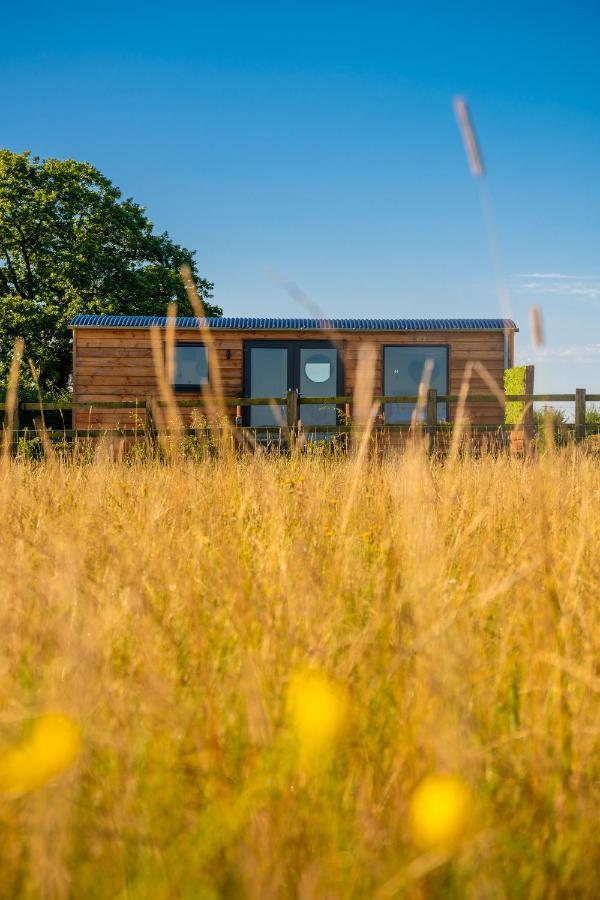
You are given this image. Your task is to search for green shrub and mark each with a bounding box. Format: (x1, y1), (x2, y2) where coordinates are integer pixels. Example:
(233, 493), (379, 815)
(586, 404), (600, 425)
(504, 366), (527, 425)
(534, 405), (568, 428)
(534, 406), (571, 449)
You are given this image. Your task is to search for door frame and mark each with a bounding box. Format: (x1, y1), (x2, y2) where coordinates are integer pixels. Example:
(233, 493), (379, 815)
(243, 339), (344, 426)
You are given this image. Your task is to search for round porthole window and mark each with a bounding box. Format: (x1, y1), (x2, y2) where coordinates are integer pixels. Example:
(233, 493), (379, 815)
(304, 354), (332, 383)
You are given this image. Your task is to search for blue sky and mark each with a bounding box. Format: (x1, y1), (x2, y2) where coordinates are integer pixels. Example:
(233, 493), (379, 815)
(2, 1), (599, 396)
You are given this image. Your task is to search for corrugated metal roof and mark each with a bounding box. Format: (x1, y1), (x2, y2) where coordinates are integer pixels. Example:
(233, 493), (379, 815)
(71, 314), (517, 331)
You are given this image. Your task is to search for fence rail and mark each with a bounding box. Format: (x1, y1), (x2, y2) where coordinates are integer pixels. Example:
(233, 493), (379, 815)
(2, 388), (600, 453)
(3, 392), (600, 412)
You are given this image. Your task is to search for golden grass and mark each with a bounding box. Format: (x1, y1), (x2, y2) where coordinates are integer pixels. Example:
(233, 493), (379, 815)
(0, 448), (599, 898)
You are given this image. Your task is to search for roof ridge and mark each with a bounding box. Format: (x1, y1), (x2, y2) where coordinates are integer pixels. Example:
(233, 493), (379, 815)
(70, 314), (518, 331)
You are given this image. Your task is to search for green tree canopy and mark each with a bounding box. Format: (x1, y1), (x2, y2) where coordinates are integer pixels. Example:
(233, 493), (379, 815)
(0, 150), (220, 391)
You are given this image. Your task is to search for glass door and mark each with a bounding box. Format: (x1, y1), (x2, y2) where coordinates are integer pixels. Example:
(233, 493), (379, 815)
(298, 346), (338, 426)
(244, 341), (341, 428)
(246, 345), (290, 426)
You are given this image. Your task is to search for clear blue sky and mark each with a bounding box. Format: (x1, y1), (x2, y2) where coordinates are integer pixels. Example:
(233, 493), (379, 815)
(2, 1), (599, 396)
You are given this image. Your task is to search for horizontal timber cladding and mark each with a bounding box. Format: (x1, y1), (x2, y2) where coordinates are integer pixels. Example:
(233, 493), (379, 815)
(72, 327), (508, 429)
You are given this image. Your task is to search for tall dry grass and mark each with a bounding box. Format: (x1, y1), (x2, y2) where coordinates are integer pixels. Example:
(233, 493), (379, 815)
(0, 448), (599, 898)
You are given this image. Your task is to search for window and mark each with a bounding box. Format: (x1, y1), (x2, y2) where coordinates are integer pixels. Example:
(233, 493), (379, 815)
(384, 346), (448, 423)
(303, 353), (332, 384)
(173, 343), (208, 391)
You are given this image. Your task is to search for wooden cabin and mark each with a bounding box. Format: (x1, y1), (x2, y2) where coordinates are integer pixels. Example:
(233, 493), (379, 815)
(70, 316), (517, 430)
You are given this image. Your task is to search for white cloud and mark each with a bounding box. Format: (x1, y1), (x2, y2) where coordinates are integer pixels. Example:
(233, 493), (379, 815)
(515, 273), (600, 301)
(517, 343), (600, 363)
(518, 272), (591, 280)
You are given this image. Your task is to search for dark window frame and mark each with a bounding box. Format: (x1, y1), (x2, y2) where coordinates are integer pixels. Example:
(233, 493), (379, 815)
(382, 343), (450, 422)
(171, 340), (210, 393)
(243, 339), (344, 425)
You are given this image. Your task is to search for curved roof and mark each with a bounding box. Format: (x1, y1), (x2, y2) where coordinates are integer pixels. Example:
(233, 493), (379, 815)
(71, 314), (517, 331)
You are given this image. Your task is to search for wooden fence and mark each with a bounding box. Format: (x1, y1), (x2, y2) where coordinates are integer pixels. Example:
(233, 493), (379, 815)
(1, 388), (599, 454)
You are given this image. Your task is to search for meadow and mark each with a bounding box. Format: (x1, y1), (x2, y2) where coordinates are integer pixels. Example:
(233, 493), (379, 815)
(0, 446), (599, 898)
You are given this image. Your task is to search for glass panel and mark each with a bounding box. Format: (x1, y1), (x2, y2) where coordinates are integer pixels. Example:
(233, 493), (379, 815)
(304, 358), (331, 383)
(174, 344), (208, 388)
(384, 346), (448, 423)
(299, 348), (337, 427)
(249, 347), (287, 426)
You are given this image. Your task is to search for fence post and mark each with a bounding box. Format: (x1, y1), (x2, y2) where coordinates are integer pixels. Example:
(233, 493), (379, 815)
(575, 388), (586, 443)
(145, 397), (157, 446)
(426, 388), (437, 427)
(12, 398), (20, 457)
(523, 365), (535, 452)
(523, 365), (535, 426)
(426, 388), (437, 451)
(286, 388), (298, 430)
(235, 404), (242, 427)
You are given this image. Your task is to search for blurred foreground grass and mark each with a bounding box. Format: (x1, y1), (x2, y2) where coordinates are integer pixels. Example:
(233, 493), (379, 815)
(0, 448), (598, 898)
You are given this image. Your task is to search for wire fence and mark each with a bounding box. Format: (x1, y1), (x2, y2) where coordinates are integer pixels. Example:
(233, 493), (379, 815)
(2, 389), (600, 456)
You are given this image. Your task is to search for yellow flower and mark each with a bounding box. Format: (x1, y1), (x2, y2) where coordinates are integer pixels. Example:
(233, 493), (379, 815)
(287, 669), (348, 763)
(409, 774), (472, 850)
(0, 713), (82, 795)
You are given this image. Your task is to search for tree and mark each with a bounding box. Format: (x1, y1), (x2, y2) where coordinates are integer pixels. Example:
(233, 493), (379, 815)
(0, 150), (221, 391)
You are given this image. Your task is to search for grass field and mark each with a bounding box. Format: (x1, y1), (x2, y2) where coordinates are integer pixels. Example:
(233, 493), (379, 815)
(0, 446), (599, 898)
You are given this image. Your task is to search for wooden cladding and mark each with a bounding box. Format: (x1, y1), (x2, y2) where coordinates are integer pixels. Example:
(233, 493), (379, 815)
(72, 327), (509, 428)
